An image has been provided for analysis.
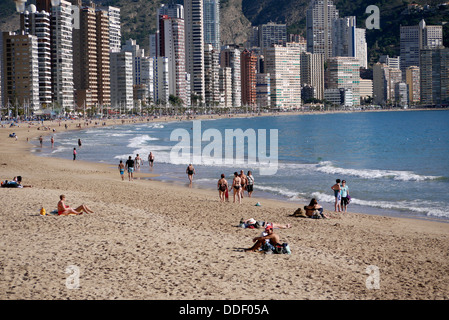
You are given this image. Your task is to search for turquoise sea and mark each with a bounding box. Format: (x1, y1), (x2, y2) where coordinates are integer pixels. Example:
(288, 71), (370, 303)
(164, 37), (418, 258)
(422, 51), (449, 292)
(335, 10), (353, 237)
(34, 110), (449, 221)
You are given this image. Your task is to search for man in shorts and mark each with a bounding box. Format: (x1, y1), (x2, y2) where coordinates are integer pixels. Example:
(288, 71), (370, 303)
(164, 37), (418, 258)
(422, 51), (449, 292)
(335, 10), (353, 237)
(118, 160), (125, 181)
(245, 225), (281, 252)
(125, 156), (135, 181)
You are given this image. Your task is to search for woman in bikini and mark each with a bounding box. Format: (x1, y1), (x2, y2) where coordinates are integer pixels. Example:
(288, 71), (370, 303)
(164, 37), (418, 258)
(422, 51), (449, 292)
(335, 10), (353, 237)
(57, 195), (94, 216)
(217, 174), (228, 202)
(231, 172), (242, 204)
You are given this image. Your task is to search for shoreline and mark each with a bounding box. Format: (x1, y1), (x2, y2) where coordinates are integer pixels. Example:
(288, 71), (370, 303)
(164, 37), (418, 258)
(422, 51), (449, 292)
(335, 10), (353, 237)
(21, 108), (449, 224)
(1, 109), (448, 300)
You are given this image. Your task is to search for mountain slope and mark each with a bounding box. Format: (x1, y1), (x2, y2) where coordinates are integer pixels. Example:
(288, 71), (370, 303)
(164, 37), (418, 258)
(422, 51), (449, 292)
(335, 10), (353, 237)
(1, 0), (448, 66)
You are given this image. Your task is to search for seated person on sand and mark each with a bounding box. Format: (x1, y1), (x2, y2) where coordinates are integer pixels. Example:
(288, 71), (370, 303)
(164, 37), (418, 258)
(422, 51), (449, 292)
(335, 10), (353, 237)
(242, 218), (291, 229)
(245, 225), (280, 252)
(304, 198), (329, 219)
(57, 195), (94, 216)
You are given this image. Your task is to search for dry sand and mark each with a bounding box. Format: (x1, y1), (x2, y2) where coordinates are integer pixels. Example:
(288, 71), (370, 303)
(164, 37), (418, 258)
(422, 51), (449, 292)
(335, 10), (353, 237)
(0, 116), (448, 300)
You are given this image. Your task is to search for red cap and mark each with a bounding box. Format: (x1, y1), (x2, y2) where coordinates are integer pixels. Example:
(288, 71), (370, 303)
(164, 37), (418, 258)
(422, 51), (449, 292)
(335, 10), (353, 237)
(265, 224), (273, 231)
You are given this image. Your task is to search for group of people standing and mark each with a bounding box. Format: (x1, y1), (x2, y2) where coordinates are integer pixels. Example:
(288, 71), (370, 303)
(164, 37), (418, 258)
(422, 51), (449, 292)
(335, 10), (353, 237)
(331, 179), (350, 212)
(217, 170), (255, 204)
(118, 152), (156, 181)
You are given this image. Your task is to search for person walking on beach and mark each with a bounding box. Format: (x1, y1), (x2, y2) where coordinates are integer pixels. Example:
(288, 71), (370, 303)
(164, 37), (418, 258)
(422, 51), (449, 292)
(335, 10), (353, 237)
(135, 154), (142, 170)
(217, 174), (229, 202)
(39, 135), (43, 147)
(246, 171), (254, 197)
(186, 164), (195, 186)
(231, 172), (242, 204)
(51, 136), (54, 148)
(340, 180), (349, 212)
(148, 152), (155, 167)
(73, 148), (77, 161)
(118, 160), (125, 181)
(125, 156), (135, 181)
(331, 179), (342, 212)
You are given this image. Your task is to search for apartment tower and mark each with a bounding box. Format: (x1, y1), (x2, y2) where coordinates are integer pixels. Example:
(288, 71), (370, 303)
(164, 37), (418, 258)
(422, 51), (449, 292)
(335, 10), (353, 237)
(1, 32), (40, 110)
(240, 49), (257, 107)
(400, 19), (443, 75)
(203, 0), (220, 50)
(264, 44), (302, 109)
(306, 0), (339, 60)
(185, 0), (205, 99)
(51, 0), (74, 110)
(20, 7), (52, 107)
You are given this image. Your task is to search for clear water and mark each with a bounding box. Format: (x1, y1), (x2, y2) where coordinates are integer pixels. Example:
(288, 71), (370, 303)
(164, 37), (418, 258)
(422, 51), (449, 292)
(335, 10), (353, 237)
(34, 110), (449, 222)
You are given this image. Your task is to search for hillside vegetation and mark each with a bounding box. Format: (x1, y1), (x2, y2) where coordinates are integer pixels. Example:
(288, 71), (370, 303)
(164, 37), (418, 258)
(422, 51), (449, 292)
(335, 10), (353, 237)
(0, 0), (448, 67)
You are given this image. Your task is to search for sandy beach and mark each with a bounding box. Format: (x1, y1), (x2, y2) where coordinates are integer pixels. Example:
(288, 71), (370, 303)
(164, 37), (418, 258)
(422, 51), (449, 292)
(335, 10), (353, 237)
(0, 115), (448, 300)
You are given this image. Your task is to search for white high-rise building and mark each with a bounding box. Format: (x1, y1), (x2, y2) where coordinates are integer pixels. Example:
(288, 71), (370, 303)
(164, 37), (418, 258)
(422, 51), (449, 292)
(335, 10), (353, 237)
(203, 0), (220, 50)
(159, 16), (187, 107)
(306, 0), (339, 60)
(51, 0), (74, 110)
(110, 51), (133, 110)
(103, 6), (121, 53)
(122, 39), (145, 86)
(355, 28), (368, 69)
(264, 44), (302, 109)
(20, 7), (52, 107)
(153, 56), (170, 107)
(185, 0), (205, 99)
(219, 67), (232, 108)
(204, 43), (220, 107)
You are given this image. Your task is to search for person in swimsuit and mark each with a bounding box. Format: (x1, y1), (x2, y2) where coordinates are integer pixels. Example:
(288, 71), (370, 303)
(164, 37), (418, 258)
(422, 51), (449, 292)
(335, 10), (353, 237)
(242, 218), (291, 229)
(231, 172), (242, 204)
(217, 174), (228, 202)
(135, 154), (142, 170)
(78, 139), (82, 148)
(186, 164), (195, 186)
(246, 171), (254, 197)
(57, 194), (93, 216)
(125, 156), (135, 181)
(118, 160), (125, 181)
(331, 179), (342, 212)
(148, 152), (155, 168)
(239, 170), (247, 199)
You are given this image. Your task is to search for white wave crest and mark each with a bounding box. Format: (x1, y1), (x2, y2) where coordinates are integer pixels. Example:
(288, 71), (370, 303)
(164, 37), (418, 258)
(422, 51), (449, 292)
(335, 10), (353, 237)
(315, 161), (442, 182)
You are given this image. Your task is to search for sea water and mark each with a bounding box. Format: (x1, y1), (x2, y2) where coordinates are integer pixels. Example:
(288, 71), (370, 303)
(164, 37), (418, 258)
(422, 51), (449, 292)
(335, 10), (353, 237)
(34, 110), (449, 222)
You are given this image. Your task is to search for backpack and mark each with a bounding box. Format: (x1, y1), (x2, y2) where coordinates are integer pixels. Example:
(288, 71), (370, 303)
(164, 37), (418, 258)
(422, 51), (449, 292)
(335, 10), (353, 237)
(274, 243), (291, 254)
